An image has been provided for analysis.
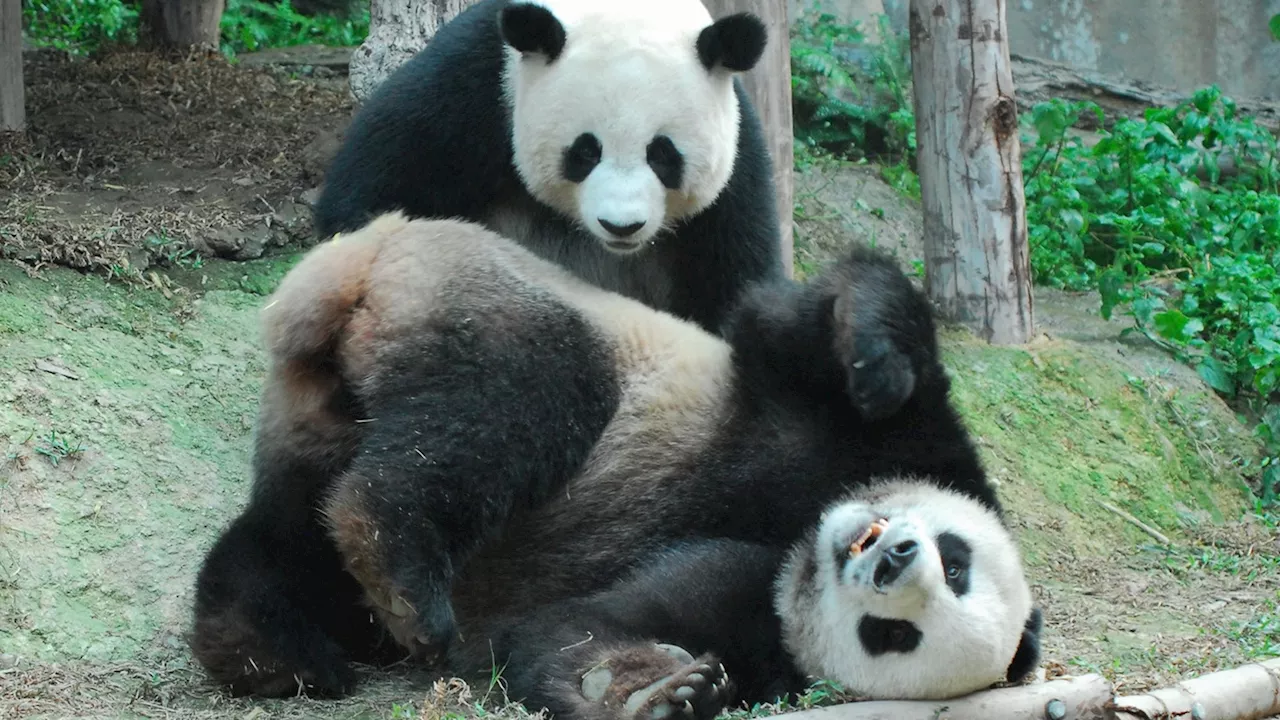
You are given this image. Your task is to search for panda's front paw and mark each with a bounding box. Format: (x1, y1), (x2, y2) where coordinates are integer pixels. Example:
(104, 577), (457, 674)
(844, 331), (915, 422)
(579, 643), (731, 720)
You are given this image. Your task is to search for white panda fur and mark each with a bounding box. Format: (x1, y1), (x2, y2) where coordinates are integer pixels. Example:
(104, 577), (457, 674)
(775, 479), (1035, 701)
(500, 0), (743, 246)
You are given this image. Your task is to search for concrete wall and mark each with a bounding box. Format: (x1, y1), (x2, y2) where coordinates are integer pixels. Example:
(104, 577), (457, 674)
(786, 0), (1280, 100)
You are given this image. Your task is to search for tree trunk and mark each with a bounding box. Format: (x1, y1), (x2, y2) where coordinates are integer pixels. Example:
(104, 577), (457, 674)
(1, 0), (23, 132)
(909, 0), (1033, 345)
(140, 0), (226, 50)
(349, 0), (476, 104)
(705, 0), (796, 279)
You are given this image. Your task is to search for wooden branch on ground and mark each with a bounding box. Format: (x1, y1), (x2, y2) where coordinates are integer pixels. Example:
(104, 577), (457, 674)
(773, 674), (1115, 720)
(1095, 499), (1170, 546)
(1009, 54), (1280, 132)
(764, 658), (1280, 720)
(1113, 658), (1280, 720)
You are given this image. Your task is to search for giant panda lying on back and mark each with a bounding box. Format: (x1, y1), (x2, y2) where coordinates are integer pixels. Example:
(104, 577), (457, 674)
(314, 0), (786, 336)
(190, 214), (1044, 716)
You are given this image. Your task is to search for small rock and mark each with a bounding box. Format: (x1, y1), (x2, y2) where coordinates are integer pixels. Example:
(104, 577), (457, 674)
(0, 653), (18, 670)
(300, 186), (322, 207)
(198, 226), (272, 261)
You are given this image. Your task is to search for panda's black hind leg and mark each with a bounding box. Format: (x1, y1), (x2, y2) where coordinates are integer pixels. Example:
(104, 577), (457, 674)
(190, 497), (403, 697)
(322, 304), (622, 661)
(190, 364), (400, 698)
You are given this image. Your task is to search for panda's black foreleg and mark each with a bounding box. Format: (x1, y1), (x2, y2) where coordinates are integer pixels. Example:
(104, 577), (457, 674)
(453, 540), (805, 720)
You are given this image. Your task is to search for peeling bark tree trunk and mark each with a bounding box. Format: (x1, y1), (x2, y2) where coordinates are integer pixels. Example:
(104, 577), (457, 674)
(1, 0), (23, 132)
(349, 0), (476, 104)
(908, 0), (1033, 345)
(705, 0), (795, 278)
(140, 0), (226, 51)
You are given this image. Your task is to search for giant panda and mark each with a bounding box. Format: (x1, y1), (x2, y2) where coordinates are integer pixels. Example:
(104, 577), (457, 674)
(312, 0), (786, 336)
(190, 213), (1045, 713)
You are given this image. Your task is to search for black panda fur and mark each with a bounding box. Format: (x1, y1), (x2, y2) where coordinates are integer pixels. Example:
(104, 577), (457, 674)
(312, 0), (786, 337)
(189, 213), (1043, 713)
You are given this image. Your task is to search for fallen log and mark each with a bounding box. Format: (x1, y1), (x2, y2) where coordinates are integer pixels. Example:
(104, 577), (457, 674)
(762, 657), (1280, 720)
(767, 674), (1115, 720)
(1112, 657), (1280, 720)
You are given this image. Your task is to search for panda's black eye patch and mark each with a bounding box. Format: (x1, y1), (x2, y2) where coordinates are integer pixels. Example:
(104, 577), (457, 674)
(936, 532), (972, 597)
(562, 133), (602, 183)
(857, 615), (922, 656)
(646, 135), (684, 190)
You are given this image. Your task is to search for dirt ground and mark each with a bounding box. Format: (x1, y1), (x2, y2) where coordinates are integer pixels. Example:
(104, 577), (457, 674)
(1, 48), (1277, 720)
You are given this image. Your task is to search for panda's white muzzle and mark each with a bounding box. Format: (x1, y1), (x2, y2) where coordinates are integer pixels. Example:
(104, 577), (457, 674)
(578, 162), (666, 253)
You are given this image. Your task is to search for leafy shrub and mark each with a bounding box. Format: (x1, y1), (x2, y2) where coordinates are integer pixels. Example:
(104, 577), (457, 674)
(788, 10), (915, 175)
(219, 0), (369, 57)
(21, 0), (369, 57)
(22, 0), (139, 55)
(1023, 87), (1280, 501)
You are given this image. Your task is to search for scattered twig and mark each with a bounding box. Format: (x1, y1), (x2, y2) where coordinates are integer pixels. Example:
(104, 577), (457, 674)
(34, 359), (79, 381)
(1096, 498), (1171, 546)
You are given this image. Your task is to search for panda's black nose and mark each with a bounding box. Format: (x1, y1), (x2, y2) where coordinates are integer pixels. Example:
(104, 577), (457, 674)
(886, 540), (918, 565)
(873, 540), (919, 588)
(599, 219), (646, 238)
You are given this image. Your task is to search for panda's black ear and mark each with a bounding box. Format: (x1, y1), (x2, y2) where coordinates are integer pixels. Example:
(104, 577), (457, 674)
(696, 13), (767, 73)
(499, 3), (567, 62)
(1004, 607), (1044, 684)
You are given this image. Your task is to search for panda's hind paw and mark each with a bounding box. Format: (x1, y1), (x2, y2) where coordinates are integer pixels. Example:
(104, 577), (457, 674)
(579, 643), (730, 720)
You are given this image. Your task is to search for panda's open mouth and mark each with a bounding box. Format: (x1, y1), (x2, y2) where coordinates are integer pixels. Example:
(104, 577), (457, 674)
(849, 518), (890, 557)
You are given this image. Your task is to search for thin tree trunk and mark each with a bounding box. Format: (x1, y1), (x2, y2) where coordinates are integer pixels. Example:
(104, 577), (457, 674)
(705, 0), (796, 279)
(909, 0), (1033, 345)
(140, 0), (226, 50)
(349, 0), (475, 104)
(1, 0), (23, 132)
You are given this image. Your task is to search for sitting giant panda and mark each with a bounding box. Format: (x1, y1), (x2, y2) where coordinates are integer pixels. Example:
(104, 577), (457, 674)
(313, 0), (786, 336)
(190, 214), (1044, 713)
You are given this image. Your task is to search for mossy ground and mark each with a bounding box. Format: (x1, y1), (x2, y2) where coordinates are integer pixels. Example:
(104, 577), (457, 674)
(2, 47), (1276, 720)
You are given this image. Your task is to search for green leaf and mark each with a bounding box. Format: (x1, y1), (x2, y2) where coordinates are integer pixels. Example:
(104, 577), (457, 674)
(1153, 309), (1193, 341)
(1059, 208), (1086, 234)
(1098, 268), (1126, 321)
(1270, 13), (1280, 41)
(1196, 356), (1236, 395)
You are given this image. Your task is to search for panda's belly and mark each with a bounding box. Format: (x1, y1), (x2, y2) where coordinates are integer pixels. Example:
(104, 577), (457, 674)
(484, 193), (675, 312)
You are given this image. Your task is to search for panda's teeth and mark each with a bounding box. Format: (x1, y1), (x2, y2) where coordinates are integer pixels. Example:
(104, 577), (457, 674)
(849, 518), (890, 556)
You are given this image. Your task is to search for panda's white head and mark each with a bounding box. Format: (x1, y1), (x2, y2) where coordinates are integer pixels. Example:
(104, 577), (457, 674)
(498, 0), (766, 254)
(774, 479), (1039, 701)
